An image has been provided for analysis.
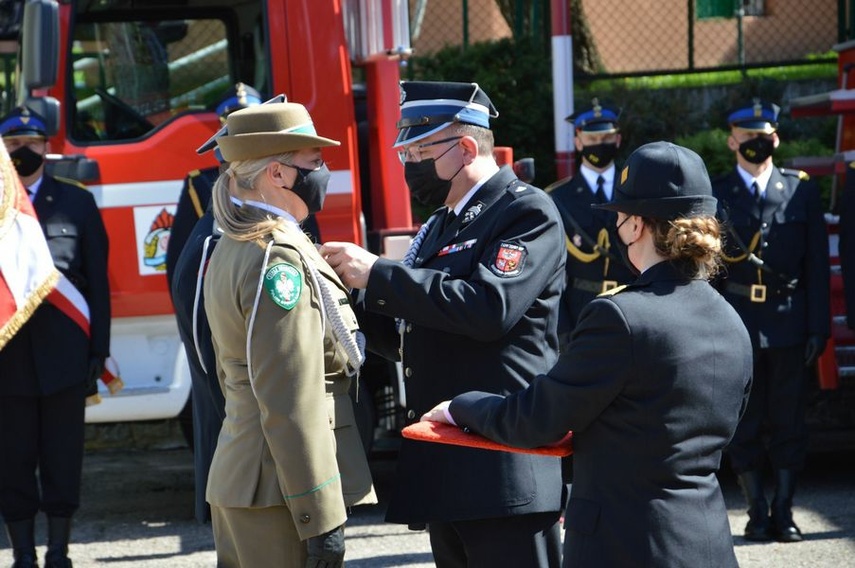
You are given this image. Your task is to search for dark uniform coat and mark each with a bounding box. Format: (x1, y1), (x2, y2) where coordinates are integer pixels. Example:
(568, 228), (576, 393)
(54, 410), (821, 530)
(713, 167), (830, 473)
(449, 261), (752, 568)
(204, 223), (376, 544)
(713, 167), (830, 348)
(547, 174), (635, 338)
(356, 166), (566, 524)
(838, 163), (855, 327)
(0, 175), (109, 520)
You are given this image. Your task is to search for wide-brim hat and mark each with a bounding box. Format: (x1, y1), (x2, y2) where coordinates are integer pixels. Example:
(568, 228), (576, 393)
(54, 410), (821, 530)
(394, 81), (498, 147)
(196, 94), (285, 157)
(593, 141), (717, 220)
(216, 102), (340, 162)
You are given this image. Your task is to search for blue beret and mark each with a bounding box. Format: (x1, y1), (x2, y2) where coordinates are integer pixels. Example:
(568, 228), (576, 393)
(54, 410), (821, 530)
(0, 107), (47, 138)
(395, 81), (499, 147)
(215, 83), (262, 119)
(567, 98), (620, 133)
(727, 99), (780, 133)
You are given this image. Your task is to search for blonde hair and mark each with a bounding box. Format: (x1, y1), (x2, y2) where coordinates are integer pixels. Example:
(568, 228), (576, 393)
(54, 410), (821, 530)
(211, 152), (297, 241)
(648, 215), (723, 280)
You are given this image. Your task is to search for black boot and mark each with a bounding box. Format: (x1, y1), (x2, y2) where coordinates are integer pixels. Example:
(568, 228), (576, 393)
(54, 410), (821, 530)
(3, 518), (38, 568)
(737, 470), (771, 541)
(44, 516), (73, 568)
(771, 469), (803, 543)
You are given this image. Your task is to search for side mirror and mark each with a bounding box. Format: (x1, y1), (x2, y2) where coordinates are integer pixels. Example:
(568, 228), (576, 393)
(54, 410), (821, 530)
(19, 0), (59, 94)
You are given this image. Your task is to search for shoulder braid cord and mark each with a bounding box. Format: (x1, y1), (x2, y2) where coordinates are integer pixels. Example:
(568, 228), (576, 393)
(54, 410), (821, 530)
(246, 241), (366, 394)
(192, 233), (217, 374)
(396, 212), (440, 335)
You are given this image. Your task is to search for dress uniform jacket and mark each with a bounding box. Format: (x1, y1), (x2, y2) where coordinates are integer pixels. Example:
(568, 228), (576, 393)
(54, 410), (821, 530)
(166, 167), (219, 290)
(547, 174), (635, 337)
(449, 261), (752, 568)
(712, 168), (830, 348)
(357, 166), (566, 524)
(204, 222), (376, 541)
(0, 175), (110, 396)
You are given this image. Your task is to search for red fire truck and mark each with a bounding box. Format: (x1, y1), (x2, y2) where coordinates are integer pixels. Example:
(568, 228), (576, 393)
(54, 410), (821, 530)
(4, 0), (415, 440)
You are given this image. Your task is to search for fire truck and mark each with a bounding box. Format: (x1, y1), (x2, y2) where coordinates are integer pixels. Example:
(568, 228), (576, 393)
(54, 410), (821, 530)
(3, 0), (415, 441)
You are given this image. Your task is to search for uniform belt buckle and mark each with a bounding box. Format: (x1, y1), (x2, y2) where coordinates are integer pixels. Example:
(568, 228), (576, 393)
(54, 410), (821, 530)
(601, 280), (618, 293)
(750, 284), (767, 303)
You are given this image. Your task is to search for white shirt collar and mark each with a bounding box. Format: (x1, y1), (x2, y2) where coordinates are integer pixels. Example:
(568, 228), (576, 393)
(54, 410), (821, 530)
(451, 171), (494, 216)
(579, 163), (616, 201)
(26, 175), (45, 199)
(736, 164), (773, 195)
(241, 199), (300, 227)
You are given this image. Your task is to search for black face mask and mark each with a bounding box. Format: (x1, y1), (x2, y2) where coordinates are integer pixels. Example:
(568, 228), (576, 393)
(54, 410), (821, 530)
(738, 136), (775, 164)
(612, 216), (640, 276)
(404, 142), (463, 206)
(287, 163), (330, 214)
(10, 145), (45, 177)
(581, 143), (618, 169)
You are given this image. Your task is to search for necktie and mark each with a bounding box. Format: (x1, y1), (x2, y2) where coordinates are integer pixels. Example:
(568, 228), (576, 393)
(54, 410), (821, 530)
(752, 181), (763, 207)
(443, 210), (457, 231)
(596, 176), (607, 203)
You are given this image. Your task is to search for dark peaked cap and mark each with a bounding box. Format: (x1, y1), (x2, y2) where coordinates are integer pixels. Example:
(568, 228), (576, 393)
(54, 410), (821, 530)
(395, 81), (498, 146)
(593, 141), (717, 220)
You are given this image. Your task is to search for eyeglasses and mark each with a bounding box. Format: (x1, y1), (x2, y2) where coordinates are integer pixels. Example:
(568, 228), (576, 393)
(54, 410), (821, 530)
(397, 136), (462, 164)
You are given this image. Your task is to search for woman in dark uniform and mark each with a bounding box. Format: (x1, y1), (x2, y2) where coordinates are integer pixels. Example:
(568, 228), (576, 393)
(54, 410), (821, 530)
(204, 102), (375, 567)
(422, 142), (753, 568)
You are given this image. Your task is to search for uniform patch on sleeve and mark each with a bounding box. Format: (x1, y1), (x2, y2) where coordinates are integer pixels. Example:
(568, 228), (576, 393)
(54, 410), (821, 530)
(490, 242), (527, 277)
(264, 262), (302, 310)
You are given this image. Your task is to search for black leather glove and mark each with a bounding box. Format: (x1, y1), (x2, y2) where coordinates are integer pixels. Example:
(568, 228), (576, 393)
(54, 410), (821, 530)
(306, 525), (345, 568)
(87, 356), (105, 397)
(804, 335), (826, 367)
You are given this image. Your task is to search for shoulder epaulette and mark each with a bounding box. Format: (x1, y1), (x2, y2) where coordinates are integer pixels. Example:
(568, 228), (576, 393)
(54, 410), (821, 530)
(188, 169), (202, 178)
(53, 175), (88, 190)
(544, 176), (573, 194)
(780, 168), (810, 181)
(597, 284), (628, 297)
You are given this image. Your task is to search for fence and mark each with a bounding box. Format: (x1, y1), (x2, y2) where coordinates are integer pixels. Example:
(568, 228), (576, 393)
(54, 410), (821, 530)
(409, 0), (844, 77)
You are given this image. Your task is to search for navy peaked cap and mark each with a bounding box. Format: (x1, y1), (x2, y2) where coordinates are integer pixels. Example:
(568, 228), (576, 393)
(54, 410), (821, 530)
(395, 81), (498, 146)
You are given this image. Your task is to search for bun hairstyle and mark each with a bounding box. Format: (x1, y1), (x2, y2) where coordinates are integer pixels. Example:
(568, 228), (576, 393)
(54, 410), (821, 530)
(648, 215), (723, 280)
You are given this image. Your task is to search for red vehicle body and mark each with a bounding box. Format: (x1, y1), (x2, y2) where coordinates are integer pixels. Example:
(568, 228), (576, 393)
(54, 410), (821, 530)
(5, 0), (414, 432)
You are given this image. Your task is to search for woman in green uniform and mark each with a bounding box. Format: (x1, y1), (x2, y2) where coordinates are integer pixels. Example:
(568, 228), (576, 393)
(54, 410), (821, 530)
(204, 102), (376, 567)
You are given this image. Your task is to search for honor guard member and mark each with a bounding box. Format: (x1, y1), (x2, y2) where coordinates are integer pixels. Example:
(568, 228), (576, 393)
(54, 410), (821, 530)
(0, 107), (110, 567)
(203, 102), (376, 567)
(423, 142), (752, 568)
(321, 81), (566, 568)
(714, 99), (830, 543)
(547, 98), (635, 347)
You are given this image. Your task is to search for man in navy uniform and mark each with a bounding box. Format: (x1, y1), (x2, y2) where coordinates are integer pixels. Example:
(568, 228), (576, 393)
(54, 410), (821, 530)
(0, 107), (110, 567)
(547, 98), (635, 347)
(321, 81), (566, 567)
(714, 99), (830, 543)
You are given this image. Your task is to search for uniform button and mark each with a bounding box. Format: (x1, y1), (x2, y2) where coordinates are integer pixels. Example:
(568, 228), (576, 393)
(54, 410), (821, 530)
(300, 514), (311, 524)
(377, 299), (386, 306)
(763, 242), (769, 248)
(406, 323), (413, 333)
(407, 410), (416, 420)
(61, 228), (68, 233)
(405, 367), (413, 377)
(761, 222), (768, 229)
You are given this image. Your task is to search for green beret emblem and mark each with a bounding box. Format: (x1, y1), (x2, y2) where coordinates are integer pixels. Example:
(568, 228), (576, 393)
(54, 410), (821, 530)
(264, 263), (302, 310)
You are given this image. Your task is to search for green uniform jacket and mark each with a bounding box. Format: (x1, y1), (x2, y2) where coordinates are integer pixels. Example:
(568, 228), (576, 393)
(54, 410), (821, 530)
(204, 223), (376, 540)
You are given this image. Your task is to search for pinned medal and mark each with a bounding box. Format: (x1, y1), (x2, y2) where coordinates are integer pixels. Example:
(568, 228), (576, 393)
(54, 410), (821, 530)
(490, 242), (527, 277)
(264, 262), (302, 310)
(462, 202), (484, 225)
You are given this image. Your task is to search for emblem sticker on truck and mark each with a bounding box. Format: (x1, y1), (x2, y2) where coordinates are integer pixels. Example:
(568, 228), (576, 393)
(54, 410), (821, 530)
(133, 206), (176, 275)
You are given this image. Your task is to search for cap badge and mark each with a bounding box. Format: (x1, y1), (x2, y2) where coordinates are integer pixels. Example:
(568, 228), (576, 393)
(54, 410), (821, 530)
(753, 98), (762, 117)
(592, 97), (602, 118)
(264, 262), (302, 310)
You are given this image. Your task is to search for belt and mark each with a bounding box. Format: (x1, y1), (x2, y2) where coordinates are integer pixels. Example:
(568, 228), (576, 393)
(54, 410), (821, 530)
(573, 277), (619, 294)
(724, 281), (790, 303)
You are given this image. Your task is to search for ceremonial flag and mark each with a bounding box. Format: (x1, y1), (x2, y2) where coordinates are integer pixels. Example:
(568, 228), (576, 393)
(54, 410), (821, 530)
(0, 143), (59, 350)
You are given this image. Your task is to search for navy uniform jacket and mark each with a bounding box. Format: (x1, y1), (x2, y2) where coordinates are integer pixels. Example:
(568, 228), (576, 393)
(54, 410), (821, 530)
(166, 167), (219, 290)
(357, 166), (566, 524)
(713, 168), (830, 348)
(548, 174), (635, 337)
(0, 175), (110, 396)
(839, 163), (855, 326)
(449, 261), (752, 568)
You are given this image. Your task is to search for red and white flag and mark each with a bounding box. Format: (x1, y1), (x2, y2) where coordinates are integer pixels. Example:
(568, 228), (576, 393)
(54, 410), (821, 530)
(0, 144), (59, 350)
